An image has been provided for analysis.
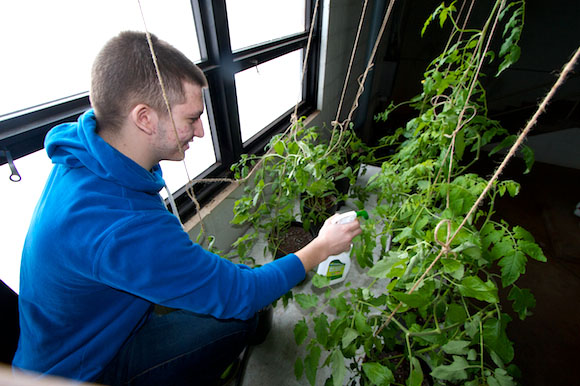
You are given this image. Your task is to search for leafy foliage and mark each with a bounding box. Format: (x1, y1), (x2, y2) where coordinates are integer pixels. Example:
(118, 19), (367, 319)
(230, 121), (371, 260)
(292, 1), (545, 385)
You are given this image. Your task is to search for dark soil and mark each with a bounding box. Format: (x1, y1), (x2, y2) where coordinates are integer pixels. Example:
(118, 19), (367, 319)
(377, 350), (431, 386)
(275, 224), (314, 257)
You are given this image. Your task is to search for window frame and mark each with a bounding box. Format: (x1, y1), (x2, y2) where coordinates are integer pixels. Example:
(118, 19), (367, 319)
(0, 0), (321, 222)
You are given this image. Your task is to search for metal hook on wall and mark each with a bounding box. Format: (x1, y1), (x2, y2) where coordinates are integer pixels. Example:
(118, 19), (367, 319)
(0, 147), (22, 182)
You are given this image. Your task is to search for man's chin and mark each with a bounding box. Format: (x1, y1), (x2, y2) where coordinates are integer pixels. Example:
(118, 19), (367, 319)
(166, 152), (186, 162)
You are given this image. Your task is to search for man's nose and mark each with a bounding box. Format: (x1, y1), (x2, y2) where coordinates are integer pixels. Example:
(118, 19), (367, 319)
(194, 121), (204, 138)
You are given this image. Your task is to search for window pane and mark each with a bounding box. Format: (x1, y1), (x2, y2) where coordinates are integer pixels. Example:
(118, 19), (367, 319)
(236, 50), (303, 143)
(0, 150), (53, 293)
(0, 0), (200, 117)
(226, 0), (306, 51)
(160, 100), (216, 198)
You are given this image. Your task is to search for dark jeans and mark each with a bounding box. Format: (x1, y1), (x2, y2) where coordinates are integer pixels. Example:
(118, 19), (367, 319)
(97, 308), (258, 386)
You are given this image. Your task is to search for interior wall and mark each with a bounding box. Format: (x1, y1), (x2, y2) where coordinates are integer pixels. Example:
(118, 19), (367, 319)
(364, 0), (580, 146)
(310, 0), (373, 131)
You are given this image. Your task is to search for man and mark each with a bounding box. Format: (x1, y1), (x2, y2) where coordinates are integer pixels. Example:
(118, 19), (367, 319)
(13, 31), (361, 385)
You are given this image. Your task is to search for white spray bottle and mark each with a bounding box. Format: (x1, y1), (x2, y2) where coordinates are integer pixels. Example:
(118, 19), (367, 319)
(316, 210), (369, 285)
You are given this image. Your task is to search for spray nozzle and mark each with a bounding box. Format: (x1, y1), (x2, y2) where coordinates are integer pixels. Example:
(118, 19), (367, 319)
(356, 210), (369, 220)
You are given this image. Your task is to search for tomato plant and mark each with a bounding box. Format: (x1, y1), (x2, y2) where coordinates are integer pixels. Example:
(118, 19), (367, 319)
(292, 1), (545, 385)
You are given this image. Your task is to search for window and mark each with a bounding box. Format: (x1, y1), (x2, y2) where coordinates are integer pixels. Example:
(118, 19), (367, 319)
(0, 0), (200, 117)
(0, 150), (52, 292)
(236, 50), (304, 143)
(226, 0), (306, 51)
(0, 1), (320, 292)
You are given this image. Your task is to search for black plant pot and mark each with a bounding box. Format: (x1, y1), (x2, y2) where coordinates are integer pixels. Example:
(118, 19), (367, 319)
(270, 221), (314, 259)
(334, 176), (350, 196)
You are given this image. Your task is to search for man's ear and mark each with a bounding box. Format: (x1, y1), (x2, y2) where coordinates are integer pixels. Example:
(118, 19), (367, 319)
(130, 104), (157, 135)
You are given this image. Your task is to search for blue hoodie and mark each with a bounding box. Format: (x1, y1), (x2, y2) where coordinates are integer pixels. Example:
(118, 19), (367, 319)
(13, 110), (305, 381)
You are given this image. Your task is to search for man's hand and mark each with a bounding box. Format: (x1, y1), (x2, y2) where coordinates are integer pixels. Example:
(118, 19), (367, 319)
(295, 214), (362, 273)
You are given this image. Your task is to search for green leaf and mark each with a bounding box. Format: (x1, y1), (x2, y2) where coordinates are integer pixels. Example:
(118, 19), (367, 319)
(488, 368), (515, 386)
(459, 276), (499, 303)
(295, 293), (319, 310)
(392, 290), (431, 308)
(521, 145), (535, 174)
(508, 286), (536, 320)
(330, 350), (346, 386)
(294, 319), (308, 345)
(288, 141), (300, 154)
(305, 344), (321, 386)
(367, 251), (407, 278)
(489, 135), (516, 156)
(490, 239), (514, 261)
(354, 312), (372, 336)
(513, 226), (534, 242)
(481, 222), (503, 250)
(393, 226), (414, 243)
(312, 273), (331, 288)
(519, 240), (547, 262)
(408, 357), (424, 386)
(498, 250), (526, 287)
(464, 314), (481, 338)
(294, 357), (304, 380)
(497, 45), (521, 76)
(397, 279), (435, 308)
(441, 258), (461, 273)
(503, 180), (520, 197)
(330, 295), (349, 316)
(483, 316), (514, 363)
(451, 241), (481, 261)
(314, 314), (329, 347)
(442, 340), (471, 355)
(274, 140), (285, 155)
(490, 350), (505, 368)
(447, 303), (467, 324)
(362, 362), (394, 385)
(467, 349), (477, 361)
(431, 355), (469, 381)
(342, 327), (359, 348)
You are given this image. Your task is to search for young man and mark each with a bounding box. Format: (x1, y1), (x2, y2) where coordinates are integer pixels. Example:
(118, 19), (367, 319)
(13, 31), (361, 385)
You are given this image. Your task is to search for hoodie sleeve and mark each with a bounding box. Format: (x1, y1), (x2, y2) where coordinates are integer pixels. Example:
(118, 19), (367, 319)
(92, 211), (305, 320)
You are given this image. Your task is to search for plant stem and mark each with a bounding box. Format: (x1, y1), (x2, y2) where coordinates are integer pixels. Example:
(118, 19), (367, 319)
(479, 319), (484, 379)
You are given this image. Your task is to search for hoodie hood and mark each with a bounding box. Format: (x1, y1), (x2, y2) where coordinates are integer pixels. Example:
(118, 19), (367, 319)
(45, 109), (165, 194)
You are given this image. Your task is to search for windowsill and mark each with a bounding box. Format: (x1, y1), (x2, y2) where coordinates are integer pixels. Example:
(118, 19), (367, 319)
(182, 180), (241, 232)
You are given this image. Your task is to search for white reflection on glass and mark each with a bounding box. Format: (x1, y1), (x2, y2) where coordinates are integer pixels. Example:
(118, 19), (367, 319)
(236, 50), (303, 143)
(226, 0), (306, 51)
(0, 0), (200, 117)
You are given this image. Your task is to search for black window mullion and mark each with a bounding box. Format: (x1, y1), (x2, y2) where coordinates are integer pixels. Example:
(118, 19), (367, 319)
(0, 96), (90, 165)
(231, 33), (310, 72)
(304, 0), (321, 107)
(197, 0), (243, 166)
